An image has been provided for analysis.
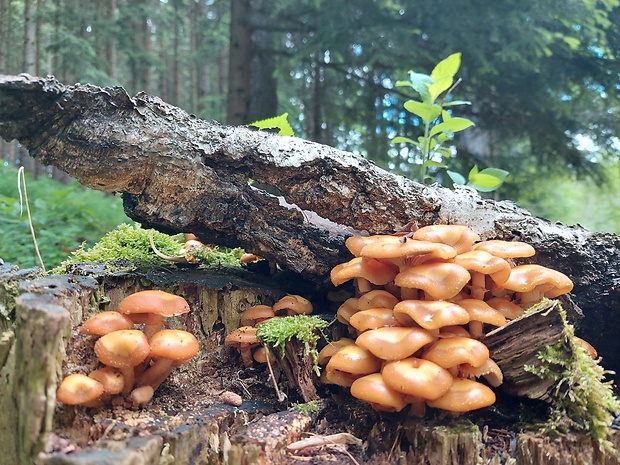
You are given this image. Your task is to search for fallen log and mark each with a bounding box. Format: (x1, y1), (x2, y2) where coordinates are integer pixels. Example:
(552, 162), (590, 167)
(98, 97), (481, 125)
(1, 74), (619, 376)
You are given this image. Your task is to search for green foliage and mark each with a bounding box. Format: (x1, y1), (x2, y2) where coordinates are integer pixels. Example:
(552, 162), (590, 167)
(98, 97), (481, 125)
(0, 165), (130, 270)
(291, 399), (322, 415)
(255, 315), (329, 375)
(393, 53), (507, 191)
(524, 301), (620, 450)
(249, 113), (295, 136)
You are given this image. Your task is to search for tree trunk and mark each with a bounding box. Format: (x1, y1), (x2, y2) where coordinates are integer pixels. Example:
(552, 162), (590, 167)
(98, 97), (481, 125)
(227, 0), (252, 124)
(0, 74), (620, 376)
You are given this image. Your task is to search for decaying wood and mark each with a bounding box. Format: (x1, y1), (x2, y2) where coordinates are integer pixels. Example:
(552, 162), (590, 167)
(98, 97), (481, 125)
(0, 74), (619, 373)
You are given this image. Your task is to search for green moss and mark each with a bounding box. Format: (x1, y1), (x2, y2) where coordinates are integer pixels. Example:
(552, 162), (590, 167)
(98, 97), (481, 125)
(50, 223), (244, 274)
(255, 315), (329, 375)
(524, 300), (620, 451)
(291, 399), (321, 415)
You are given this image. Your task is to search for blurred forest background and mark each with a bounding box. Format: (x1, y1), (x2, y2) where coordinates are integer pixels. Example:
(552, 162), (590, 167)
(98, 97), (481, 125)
(1, 0), (620, 269)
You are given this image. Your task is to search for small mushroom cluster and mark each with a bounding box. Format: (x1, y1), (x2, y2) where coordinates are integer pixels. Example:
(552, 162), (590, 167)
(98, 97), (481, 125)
(321, 224), (575, 415)
(56, 290), (199, 408)
(225, 295), (313, 367)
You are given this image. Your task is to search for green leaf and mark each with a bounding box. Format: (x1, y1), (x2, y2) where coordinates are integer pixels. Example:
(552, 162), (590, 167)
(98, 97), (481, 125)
(404, 100), (441, 124)
(248, 113), (295, 136)
(406, 71), (433, 101)
(423, 160), (447, 168)
(467, 173), (505, 192)
(447, 170), (467, 185)
(442, 100), (471, 107)
(430, 53), (461, 81)
(428, 76), (454, 102)
(478, 167), (509, 181)
(392, 136), (416, 145)
(429, 117), (475, 137)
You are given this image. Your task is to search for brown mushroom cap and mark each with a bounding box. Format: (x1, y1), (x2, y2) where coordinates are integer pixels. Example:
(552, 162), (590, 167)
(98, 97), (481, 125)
(324, 344), (382, 387)
(336, 298), (360, 325)
(240, 305), (275, 326)
(412, 225), (480, 254)
(272, 295), (313, 316)
(485, 297), (525, 320)
(393, 300), (470, 330)
(349, 308), (399, 332)
(426, 378), (496, 412)
(81, 311), (134, 337)
(356, 327), (435, 360)
(359, 235), (457, 269)
(225, 326), (260, 367)
(500, 264), (574, 299)
(454, 250), (512, 299)
(458, 299), (507, 328)
(94, 330), (151, 369)
(350, 373), (408, 412)
(56, 373), (105, 406)
(471, 240), (536, 259)
(317, 338), (355, 365)
(459, 358), (504, 387)
(88, 367), (125, 395)
(395, 262), (471, 300)
(345, 235), (395, 257)
(118, 290), (191, 318)
(421, 337), (490, 369)
(149, 329), (200, 361)
(357, 290), (400, 310)
(382, 357), (453, 400)
(330, 257), (399, 287)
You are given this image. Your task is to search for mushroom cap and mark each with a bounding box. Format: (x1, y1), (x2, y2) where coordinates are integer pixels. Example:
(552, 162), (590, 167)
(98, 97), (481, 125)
(426, 378), (496, 412)
(453, 250), (512, 285)
(127, 385), (155, 406)
(382, 357), (453, 400)
(117, 290), (190, 317)
(81, 311), (134, 336)
(56, 373), (105, 405)
(224, 326), (259, 346)
(459, 358), (504, 387)
(357, 290), (400, 310)
(88, 367), (125, 395)
(356, 327), (435, 360)
(421, 337), (490, 369)
(272, 295), (313, 316)
(94, 329), (151, 368)
(471, 240), (535, 259)
(240, 305), (275, 326)
(349, 308), (399, 331)
(412, 225), (480, 254)
(324, 344), (382, 387)
(350, 373), (408, 412)
(318, 338), (355, 365)
(345, 235), (395, 257)
(359, 235), (457, 264)
(500, 264), (574, 298)
(336, 298), (360, 324)
(457, 299), (507, 328)
(330, 257), (399, 287)
(394, 262), (471, 300)
(485, 297), (525, 320)
(252, 346), (277, 364)
(393, 300), (470, 330)
(573, 336), (598, 359)
(149, 329), (200, 361)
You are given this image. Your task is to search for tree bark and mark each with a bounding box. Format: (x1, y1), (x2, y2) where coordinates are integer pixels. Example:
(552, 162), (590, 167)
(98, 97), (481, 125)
(0, 74), (619, 375)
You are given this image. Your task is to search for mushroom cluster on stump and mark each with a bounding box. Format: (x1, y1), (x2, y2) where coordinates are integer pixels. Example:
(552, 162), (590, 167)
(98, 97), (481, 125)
(322, 224), (581, 415)
(56, 290), (199, 408)
(224, 294), (313, 367)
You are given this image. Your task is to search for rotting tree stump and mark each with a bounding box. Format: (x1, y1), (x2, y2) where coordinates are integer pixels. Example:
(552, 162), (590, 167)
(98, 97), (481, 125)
(1, 262), (619, 465)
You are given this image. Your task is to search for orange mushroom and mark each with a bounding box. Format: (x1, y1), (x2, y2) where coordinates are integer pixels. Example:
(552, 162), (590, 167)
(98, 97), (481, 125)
(224, 326), (260, 368)
(355, 327), (435, 360)
(349, 308), (399, 332)
(56, 373), (105, 407)
(117, 290), (191, 340)
(330, 257), (399, 293)
(272, 295), (313, 316)
(499, 264), (574, 306)
(240, 304), (275, 326)
(426, 378), (496, 412)
(395, 262), (471, 300)
(324, 344), (381, 387)
(393, 300), (470, 333)
(382, 357), (453, 400)
(350, 373), (408, 412)
(94, 329), (151, 396)
(81, 311), (134, 337)
(412, 224), (480, 254)
(453, 250), (511, 300)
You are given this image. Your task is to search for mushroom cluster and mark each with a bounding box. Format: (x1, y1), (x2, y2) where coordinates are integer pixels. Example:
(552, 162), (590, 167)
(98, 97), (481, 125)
(225, 295), (313, 367)
(56, 290), (199, 408)
(322, 225), (576, 415)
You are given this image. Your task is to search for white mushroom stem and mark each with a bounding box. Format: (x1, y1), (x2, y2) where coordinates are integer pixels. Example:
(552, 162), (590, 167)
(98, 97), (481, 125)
(518, 289), (543, 307)
(136, 358), (174, 391)
(119, 367), (137, 396)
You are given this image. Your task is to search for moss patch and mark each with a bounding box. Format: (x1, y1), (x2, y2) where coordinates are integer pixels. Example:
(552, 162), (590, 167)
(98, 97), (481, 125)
(524, 301), (620, 450)
(256, 315), (329, 375)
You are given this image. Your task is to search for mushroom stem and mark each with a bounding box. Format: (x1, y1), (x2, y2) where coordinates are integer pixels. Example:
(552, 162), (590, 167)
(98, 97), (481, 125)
(469, 272), (486, 300)
(119, 367), (136, 396)
(136, 358), (174, 390)
(400, 288), (418, 300)
(468, 321), (484, 340)
(518, 289), (542, 307)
